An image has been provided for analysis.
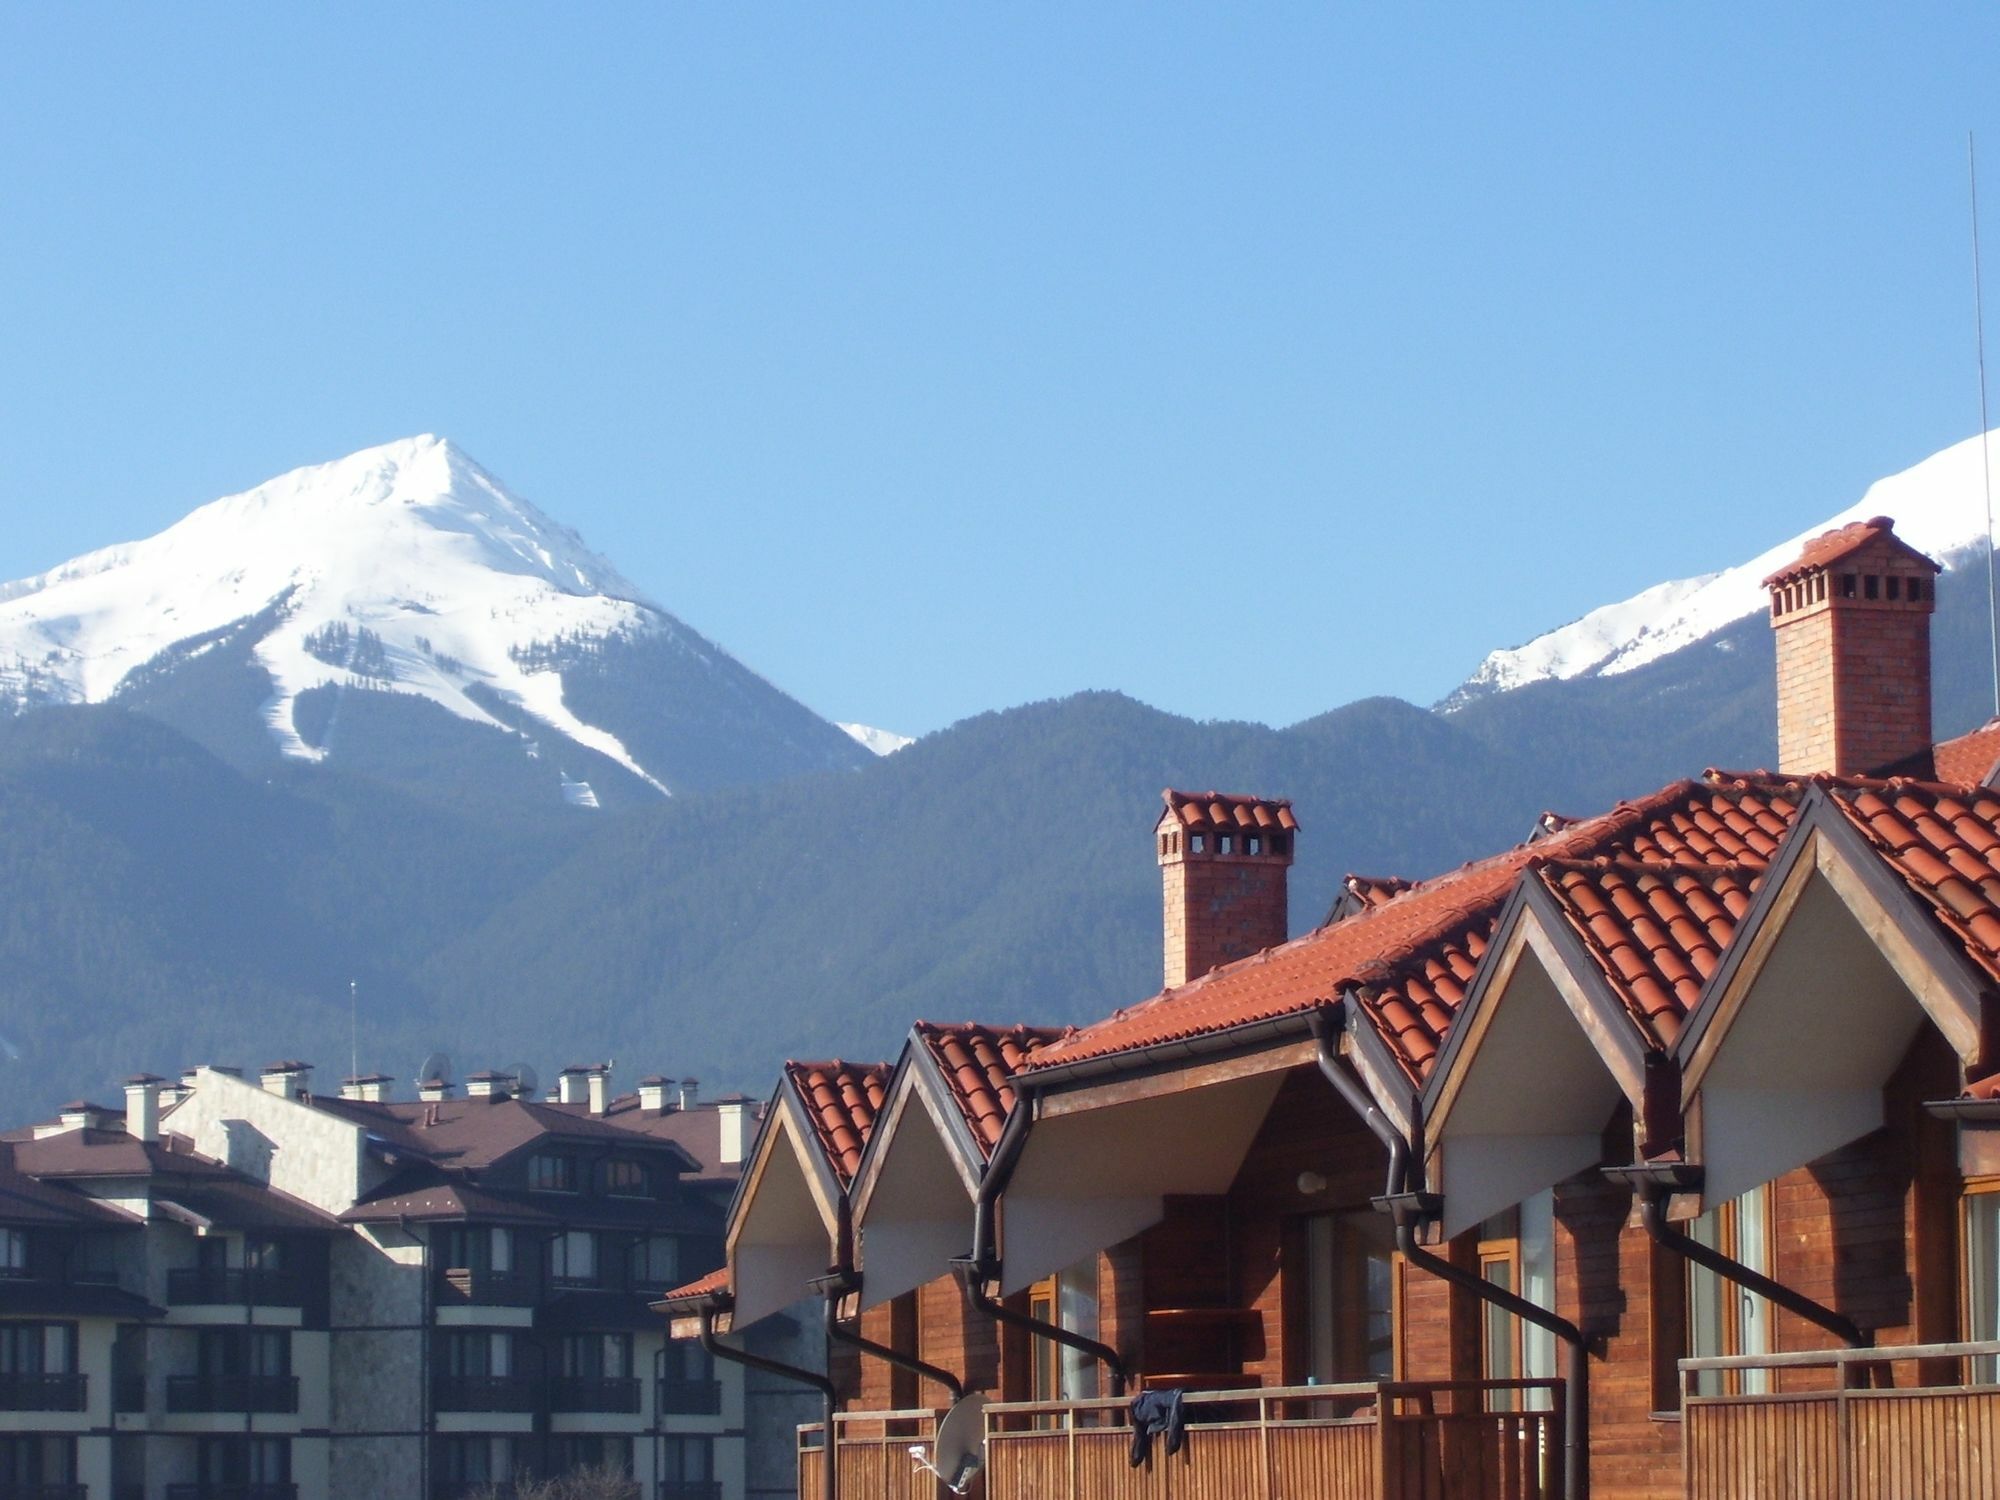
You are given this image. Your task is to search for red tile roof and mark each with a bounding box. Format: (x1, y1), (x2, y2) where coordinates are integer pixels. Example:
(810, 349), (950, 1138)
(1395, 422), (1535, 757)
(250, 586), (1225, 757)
(1760, 516), (1939, 588)
(1034, 773), (1808, 1081)
(912, 1022), (1069, 1155)
(656, 1265), (730, 1306)
(781, 1061), (890, 1186)
(1934, 720), (2000, 788)
(1832, 780), (2000, 984)
(1536, 860), (1762, 1048)
(1159, 789), (1299, 833)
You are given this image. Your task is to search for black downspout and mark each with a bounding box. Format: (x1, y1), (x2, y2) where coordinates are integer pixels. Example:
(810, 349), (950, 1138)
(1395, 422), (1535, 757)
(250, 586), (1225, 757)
(947, 1257), (1131, 1397)
(812, 1272), (966, 1402)
(699, 1303), (838, 1500)
(1312, 1005), (1590, 1500)
(1605, 1164), (1870, 1349)
(954, 1087), (1131, 1398)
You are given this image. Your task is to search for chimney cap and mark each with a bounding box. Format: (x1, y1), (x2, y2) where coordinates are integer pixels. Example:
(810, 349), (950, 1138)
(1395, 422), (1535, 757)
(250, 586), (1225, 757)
(466, 1070), (504, 1081)
(1159, 788), (1299, 834)
(262, 1059), (311, 1075)
(342, 1073), (392, 1085)
(124, 1073), (166, 1086)
(1761, 515), (1941, 589)
(637, 1075), (667, 1087)
(714, 1092), (754, 1105)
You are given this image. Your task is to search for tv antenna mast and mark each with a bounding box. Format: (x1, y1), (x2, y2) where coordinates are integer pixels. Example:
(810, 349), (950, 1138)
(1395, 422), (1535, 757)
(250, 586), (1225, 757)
(1971, 132), (1999, 716)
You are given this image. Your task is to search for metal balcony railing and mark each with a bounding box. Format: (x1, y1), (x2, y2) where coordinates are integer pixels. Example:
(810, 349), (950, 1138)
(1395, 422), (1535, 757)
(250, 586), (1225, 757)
(166, 1267), (303, 1307)
(0, 1371), (86, 1411)
(436, 1266), (539, 1306)
(165, 1374), (300, 1413)
(657, 1376), (723, 1415)
(0, 1485), (88, 1500)
(432, 1374), (539, 1412)
(163, 1486), (298, 1500)
(549, 1374), (641, 1413)
(659, 1484), (722, 1500)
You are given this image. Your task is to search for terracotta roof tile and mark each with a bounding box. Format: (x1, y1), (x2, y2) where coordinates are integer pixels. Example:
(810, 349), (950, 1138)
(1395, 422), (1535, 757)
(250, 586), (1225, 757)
(1035, 773), (1810, 1081)
(1536, 860), (1762, 1048)
(1934, 720), (2000, 788)
(911, 1022), (1069, 1156)
(657, 1266), (730, 1305)
(1760, 516), (1940, 588)
(1160, 789), (1299, 833)
(1832, 779), (2000, 985)
(781, 1060), (890, 1186)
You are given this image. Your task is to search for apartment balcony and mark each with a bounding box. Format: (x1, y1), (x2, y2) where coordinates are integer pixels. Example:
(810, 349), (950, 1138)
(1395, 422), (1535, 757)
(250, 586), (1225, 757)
(436, 1266), (539, 1307)
(164, 1486), (298, 1500)
(1682, 1339), (2000, 1500)
(432, 1374), (539, 1413)
(0, 1372), (86, 1411)
(165, 1267), (303, 1308)
(0, 1486), (87, 1500)
(659, 1484), (723, 1500)
(657, 1376), (723, 1416)
(800, 1382), (1562, 1500)
(114, 1374), (145, 1412)
(165, 1374), (301, 1414)
(549, 1375), (641, 1414)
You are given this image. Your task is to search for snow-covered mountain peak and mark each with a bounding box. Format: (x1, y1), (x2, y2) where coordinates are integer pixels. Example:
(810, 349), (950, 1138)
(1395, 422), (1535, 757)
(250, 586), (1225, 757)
(1445, 429), (2000, 708)
(0, 438), (686, 789)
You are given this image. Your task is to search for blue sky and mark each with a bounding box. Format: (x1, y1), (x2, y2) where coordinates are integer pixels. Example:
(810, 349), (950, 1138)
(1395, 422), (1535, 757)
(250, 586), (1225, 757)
(3, 6), (1998, 737)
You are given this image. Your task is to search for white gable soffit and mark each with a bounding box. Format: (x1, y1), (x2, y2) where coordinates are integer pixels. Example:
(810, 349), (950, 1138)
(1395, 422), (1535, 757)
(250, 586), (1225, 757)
(1685, 859), (1933, 1208)
(998, 1071), (1284, 1296)
(853, 1073), (982, 1311)
(1425, 913), (1629, 1240)
(727, 1109), (837, 1330)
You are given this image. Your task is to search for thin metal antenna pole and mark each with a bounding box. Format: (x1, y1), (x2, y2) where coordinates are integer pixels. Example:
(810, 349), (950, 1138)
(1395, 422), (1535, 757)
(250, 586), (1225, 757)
(350, 979), (360, 1092)
(1971, 132), (1999, 716)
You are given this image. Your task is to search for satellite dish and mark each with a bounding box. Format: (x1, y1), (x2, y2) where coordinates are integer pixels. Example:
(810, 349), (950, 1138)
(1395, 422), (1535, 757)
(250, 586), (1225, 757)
(508, 1063), (540, 1100)
(929, 1392), (988, 1494)
(418, 1051), (454, 1087)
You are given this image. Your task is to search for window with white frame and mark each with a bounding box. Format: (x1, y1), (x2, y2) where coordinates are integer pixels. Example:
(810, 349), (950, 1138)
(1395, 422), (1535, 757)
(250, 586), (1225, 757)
(1966, 1189), (2000, 1382)
(1687, 1187), (1772, 1396)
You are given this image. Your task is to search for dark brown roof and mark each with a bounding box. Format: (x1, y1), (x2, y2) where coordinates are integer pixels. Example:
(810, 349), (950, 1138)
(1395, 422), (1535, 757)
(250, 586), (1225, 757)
(310, 1094), (698, 1175)
(0, 1143), (139, 1228)
(12, 1130), (235, 1181)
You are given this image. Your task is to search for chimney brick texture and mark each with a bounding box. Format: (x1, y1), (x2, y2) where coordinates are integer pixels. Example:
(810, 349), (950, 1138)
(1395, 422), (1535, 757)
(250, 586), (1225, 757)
(1157, 795), (1294, 990)
(1766, 518), (1939, 779)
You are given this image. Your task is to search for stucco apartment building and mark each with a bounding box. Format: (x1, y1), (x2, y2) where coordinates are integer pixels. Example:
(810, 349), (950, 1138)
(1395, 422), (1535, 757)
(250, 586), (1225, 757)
(667, 515), (2000, 1500)
(1, 1061), (813, 1500)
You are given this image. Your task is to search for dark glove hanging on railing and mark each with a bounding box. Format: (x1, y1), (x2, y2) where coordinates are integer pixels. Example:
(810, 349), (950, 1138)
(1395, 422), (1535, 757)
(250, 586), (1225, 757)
(1127, 1388), (1187, 1467)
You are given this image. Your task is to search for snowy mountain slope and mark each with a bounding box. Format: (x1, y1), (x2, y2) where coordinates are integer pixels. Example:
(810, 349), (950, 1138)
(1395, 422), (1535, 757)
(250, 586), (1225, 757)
(0, 436), (870, 801)
(1445, 430), (2000, 708)
(838, 721), (914, 756)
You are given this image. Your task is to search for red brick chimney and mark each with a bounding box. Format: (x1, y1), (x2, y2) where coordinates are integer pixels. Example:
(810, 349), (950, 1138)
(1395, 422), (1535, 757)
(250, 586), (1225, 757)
(1763, 515), (1940, 778)
(1157, 789), (1297, 990)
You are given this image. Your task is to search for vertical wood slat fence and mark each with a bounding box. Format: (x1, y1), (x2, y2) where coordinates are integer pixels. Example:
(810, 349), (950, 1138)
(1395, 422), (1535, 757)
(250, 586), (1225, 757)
(1683, 1340), (2000, 1500)
(798, 1408), (942, 1500)
(802, 1380), (1560, 1500)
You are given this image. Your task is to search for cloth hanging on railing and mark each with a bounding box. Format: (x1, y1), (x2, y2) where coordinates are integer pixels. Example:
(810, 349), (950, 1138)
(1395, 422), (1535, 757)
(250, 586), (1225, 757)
(1127, 1388), (1187, 1466)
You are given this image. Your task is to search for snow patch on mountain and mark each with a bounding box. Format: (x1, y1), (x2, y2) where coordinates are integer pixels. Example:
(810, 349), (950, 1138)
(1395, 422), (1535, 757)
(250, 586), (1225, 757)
(1446, 430), (2000, 708)
(0, 435), (675, 792)
(838, 721), (913, 756)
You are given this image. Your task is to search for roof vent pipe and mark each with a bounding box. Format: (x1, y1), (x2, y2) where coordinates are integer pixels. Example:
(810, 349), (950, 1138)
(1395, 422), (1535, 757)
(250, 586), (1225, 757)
(587, 1066), (610, 1117)
(679, 1077), (699, 1110)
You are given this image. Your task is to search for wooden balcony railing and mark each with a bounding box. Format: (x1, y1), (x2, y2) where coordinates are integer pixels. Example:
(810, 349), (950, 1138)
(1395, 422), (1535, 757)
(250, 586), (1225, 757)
(798, 1381), (1560, 1500)
(798, 1408), (939, 1500)
(1682, 1339), (2000, 1500)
